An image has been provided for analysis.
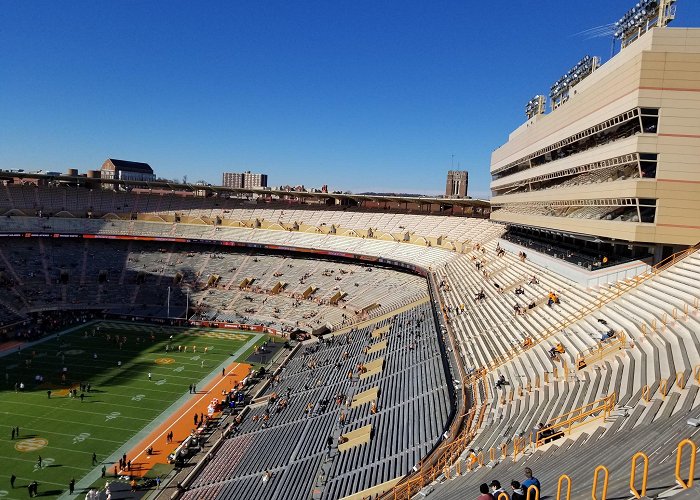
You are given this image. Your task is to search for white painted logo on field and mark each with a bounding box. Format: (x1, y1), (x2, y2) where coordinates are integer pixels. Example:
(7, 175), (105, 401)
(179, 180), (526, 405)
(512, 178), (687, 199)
(72, 432), (90, 444)
(33, 457), (54, 472)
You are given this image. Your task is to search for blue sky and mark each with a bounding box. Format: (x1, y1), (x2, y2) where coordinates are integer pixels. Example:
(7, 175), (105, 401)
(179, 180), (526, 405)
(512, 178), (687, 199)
(1, 1), (699, 198)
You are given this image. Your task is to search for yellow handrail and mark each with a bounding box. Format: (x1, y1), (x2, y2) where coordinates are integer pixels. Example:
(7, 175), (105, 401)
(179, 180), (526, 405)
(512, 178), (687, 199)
(676, 371), (686, 389)
(641, 385), (650, 403)
(480, 243), (700, 374)
(630, 451), (648, 498)
(592, 465), (609, 500)
(526, 485), (540, 500)
(536, 393), (616, 446)
(675, 438), (697, 489)
(576, 332), (627, 370)
(556, 474), (572, 500)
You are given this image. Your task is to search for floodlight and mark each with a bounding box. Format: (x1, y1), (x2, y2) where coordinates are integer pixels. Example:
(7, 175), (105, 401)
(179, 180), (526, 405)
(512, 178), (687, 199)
(614, 0), (675, 48)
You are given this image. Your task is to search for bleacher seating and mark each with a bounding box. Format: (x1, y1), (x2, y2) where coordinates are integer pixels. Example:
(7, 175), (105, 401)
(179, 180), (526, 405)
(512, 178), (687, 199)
(0, 186), (697, 499)
(181, 303), (453, 500)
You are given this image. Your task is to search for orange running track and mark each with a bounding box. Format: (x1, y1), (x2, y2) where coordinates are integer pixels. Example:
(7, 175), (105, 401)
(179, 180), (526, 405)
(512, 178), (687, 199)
(115, 361), (251, 478)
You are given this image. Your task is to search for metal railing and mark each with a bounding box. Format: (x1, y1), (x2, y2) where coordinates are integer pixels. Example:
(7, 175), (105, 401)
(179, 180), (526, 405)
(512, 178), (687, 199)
(536, 393), (616, 446)
(576, 332), (628, 370)
(482, 242), (700, 374)
(542, 439), (695, 500)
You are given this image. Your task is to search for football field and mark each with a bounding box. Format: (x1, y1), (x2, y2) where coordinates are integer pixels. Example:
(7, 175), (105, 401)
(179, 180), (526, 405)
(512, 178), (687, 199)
(0, 320), (267, 499)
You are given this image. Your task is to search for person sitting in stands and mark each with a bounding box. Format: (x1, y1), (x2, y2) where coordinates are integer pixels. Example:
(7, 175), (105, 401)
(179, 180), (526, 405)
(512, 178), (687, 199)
(549, 343), (565, 359)
(599, 328), (616, 342)
(477, 482), (495, 500)
(529, 275), (539, 285)
(522, 337), (533, 349)
(467, 449), (479, 468)
(537, 425), (554, 444)
(495, 374), (508, 389)
(513, 303), (522, 316)
(490, 480), (509, 498)
(514, 286), (525, 295)
(522, 467), (541, 492)
(510, 480), (526, 500)
(547, 292), (560, 307)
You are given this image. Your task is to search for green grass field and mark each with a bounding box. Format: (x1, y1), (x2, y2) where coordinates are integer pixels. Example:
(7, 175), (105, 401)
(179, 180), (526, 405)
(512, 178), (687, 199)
(0, 321), (267, 499)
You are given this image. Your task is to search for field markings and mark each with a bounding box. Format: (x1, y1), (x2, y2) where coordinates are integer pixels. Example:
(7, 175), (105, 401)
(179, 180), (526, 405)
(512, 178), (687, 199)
(16, 427), (121, 444)
(4, 475), (69, 487)
(0, 454), (92, 473)
(2, 400), (153, 422)
(1, 412), (141, 433)
(0, 320), (102, 360)
(61, 333), (263, 500)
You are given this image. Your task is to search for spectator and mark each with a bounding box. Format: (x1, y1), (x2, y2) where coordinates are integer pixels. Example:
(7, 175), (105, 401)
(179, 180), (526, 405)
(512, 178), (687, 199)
(510, 480), (526, 500)
(490, 480), (509, 499)
(467, 448), (479, 469)
(549, 343), (565, 360)
(477, 482), (495, 500)
(495, 374), (508, 389)
(522, 467), (541, 492)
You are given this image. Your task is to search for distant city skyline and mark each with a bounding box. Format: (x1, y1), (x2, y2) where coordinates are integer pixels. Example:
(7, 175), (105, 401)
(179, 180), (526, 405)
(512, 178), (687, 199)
(1, 1), (699, 200)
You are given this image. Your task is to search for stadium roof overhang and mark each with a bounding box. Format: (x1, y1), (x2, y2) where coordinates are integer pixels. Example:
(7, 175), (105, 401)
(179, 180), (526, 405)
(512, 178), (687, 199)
(506, 222), (656, 248)
(0, 171), (491, 209)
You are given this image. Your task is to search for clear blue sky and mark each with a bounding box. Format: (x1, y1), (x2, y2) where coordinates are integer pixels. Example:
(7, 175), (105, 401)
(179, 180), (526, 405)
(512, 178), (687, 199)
(2, 1), (699, 198)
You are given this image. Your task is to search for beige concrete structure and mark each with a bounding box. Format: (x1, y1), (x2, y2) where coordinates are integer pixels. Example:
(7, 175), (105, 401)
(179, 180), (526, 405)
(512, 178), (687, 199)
(490, 28), (700, 255)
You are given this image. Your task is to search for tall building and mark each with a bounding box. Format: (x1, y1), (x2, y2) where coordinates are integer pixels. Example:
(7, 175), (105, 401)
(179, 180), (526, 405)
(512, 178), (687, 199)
(222, 171), (268, 189)
(490, 26), (700, 261)
(445, 170), (468, 198)
(222, 172), (244, 189)
(243, 172), (267, 190)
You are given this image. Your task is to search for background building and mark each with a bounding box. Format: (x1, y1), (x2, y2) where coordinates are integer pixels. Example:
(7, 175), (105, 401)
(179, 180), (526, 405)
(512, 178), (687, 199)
(222, 171), (268, 189)
(445, 170), (468, 198)
(100, 159), (155, 182)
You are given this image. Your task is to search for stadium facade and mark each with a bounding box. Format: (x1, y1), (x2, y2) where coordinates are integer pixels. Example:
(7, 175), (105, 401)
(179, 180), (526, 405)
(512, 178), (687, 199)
(490, 27), (700, 262)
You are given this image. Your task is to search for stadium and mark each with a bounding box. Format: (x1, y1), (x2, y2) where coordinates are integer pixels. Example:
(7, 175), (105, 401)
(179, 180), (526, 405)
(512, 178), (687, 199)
(2, 1), (700, 500)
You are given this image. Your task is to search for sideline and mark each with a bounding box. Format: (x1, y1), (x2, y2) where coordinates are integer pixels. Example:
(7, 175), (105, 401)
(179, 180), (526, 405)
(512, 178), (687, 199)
(57, 333), (263, 499)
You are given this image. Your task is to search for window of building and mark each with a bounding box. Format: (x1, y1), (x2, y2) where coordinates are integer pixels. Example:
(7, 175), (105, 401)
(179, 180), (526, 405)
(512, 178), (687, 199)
(639, 153), (658, 178)
(638, 198), (657, 223)
(640, 108), (659, 134)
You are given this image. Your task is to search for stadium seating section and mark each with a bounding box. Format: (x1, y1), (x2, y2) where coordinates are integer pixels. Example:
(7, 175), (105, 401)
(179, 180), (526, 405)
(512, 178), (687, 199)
(0, 184), (697, 499)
